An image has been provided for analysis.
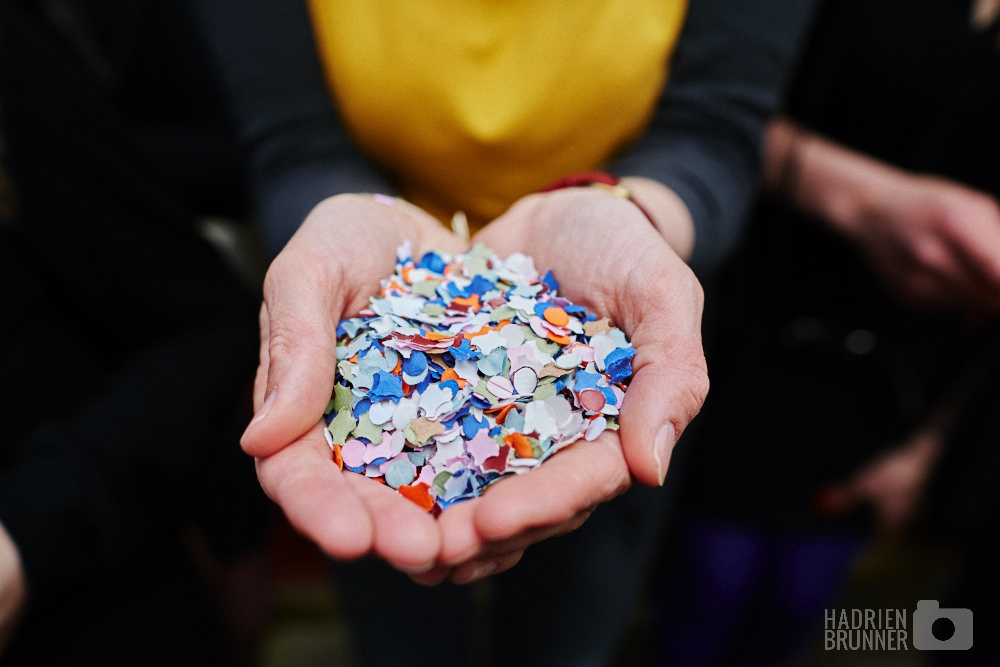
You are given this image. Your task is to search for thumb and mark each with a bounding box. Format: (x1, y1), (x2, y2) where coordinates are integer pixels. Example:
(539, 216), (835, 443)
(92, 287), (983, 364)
(618, 345), (708, 487)
(616, 273), (709, 487)
(241, 250), (343, 458)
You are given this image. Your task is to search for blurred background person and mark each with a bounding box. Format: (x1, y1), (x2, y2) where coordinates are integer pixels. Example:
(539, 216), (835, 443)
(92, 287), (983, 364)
(654, 0), (1000, 664)
(0, 1), (269, 663)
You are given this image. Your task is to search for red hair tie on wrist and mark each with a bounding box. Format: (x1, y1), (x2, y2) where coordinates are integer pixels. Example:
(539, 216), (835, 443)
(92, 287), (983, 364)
(537, 171), (656, 225)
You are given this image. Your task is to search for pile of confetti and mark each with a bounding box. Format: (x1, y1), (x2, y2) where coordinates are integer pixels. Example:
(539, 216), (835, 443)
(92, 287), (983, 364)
(324, 242), (635, 513)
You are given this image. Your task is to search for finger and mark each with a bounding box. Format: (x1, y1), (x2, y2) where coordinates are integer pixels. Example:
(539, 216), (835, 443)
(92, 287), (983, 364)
(433, 497), (481, 566)
(617, 263), (710, 486)
(468, 435), (631, 545)
(342, 473), (442, 573)
(241, 255), (342, 457)
(255, 426), (374, 561)
(436, 494), (590, 566)
(942, 203), (1000, 300)
(448, 550), (525, 585)
(243, 200), (468, 457)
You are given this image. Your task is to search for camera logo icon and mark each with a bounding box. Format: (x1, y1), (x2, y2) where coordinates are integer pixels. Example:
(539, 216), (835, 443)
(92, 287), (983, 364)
(913, 600), (973, 651)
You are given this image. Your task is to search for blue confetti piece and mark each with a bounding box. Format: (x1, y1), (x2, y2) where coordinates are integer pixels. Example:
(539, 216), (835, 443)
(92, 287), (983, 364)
(469, 394), (492, 409)
(462, 414), (488, 440)
(385, 459), (415, 489)
(604, 347), (636, 383)
(477, 348), (507, 377)
(450, 338), (479, 360)
(467, 274), (495, 296)
(504, 409), (525, 433)
(402, 350), (428, 376)
(444, 280), (471, 299)
(369, 370), (403, 403)
(417, 251), (446, 273)
(414, 375), (433, 394)
(573, 371), (603, 391)
(541, 270), (559, 292)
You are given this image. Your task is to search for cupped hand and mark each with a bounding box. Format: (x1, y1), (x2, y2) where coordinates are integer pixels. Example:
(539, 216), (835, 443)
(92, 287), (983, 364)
(848, 174), (1000, 311)
(241, 193), (468, 571)
(417, 186), (709, 584)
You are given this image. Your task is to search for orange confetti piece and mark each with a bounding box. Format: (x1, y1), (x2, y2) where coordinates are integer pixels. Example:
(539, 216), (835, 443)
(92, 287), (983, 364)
(399, 482), (436, 512)
(494, 403), (517, 424)
(505, 432), (534, 458)
(424, 331), (453, 341)
(453, 294), (481, 311)
(547, 331), (571, 346)
(465, 325), (492, 338)
(332, 444), (344, 470)
(543, 306), (569, 327)
(440, 367), (467, 388)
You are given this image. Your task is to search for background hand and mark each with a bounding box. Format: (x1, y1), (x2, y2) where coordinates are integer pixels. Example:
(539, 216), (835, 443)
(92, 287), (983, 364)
(766, 118), (1000, 311)
(849, 174), (1000, 310)
(815, 426), (942, 542)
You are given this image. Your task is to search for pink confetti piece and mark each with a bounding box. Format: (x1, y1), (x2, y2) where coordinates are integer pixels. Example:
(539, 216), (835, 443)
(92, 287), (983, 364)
(486, 375), (515, 400)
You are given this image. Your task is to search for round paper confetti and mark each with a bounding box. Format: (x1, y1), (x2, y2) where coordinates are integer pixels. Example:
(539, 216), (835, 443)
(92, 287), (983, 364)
(323, 242), (636, 513)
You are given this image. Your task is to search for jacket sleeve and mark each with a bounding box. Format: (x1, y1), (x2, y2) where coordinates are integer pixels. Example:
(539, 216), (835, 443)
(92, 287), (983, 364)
(194, 0), (394, 255)
(611, 0), (818, 276)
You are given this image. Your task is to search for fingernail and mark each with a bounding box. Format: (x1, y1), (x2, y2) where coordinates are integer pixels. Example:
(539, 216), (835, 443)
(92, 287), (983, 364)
(653, 422), (676, 486)
(456, 561), (498, 585)
(409, 565), (449, 587)
(241, 388), (276, 445)
(399, 561), (437, 575)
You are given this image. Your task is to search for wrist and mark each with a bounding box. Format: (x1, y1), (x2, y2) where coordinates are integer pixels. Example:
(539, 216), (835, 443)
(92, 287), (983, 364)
(537, 172), (694, 261)
(620, 176), (695, 261)
(537, 172), (656, 225)
(775, 127), (898, 241)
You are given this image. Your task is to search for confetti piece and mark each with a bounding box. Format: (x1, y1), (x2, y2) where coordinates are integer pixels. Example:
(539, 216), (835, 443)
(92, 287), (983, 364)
(543, 306), (570, 327)
(398, 482), (436, 512)
(323, 242), (636, 512)
(583, 317), (615, 336)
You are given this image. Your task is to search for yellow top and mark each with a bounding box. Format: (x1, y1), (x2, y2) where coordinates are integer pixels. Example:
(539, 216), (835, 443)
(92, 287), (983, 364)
(307, 0), (687, 228)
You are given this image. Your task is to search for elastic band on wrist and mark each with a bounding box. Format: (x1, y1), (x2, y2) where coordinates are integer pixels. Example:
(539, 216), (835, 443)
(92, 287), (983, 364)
(537, 171), (656, 225)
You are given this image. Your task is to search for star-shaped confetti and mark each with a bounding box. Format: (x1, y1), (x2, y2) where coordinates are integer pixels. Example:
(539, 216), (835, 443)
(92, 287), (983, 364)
(323, 242), (636, 513)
